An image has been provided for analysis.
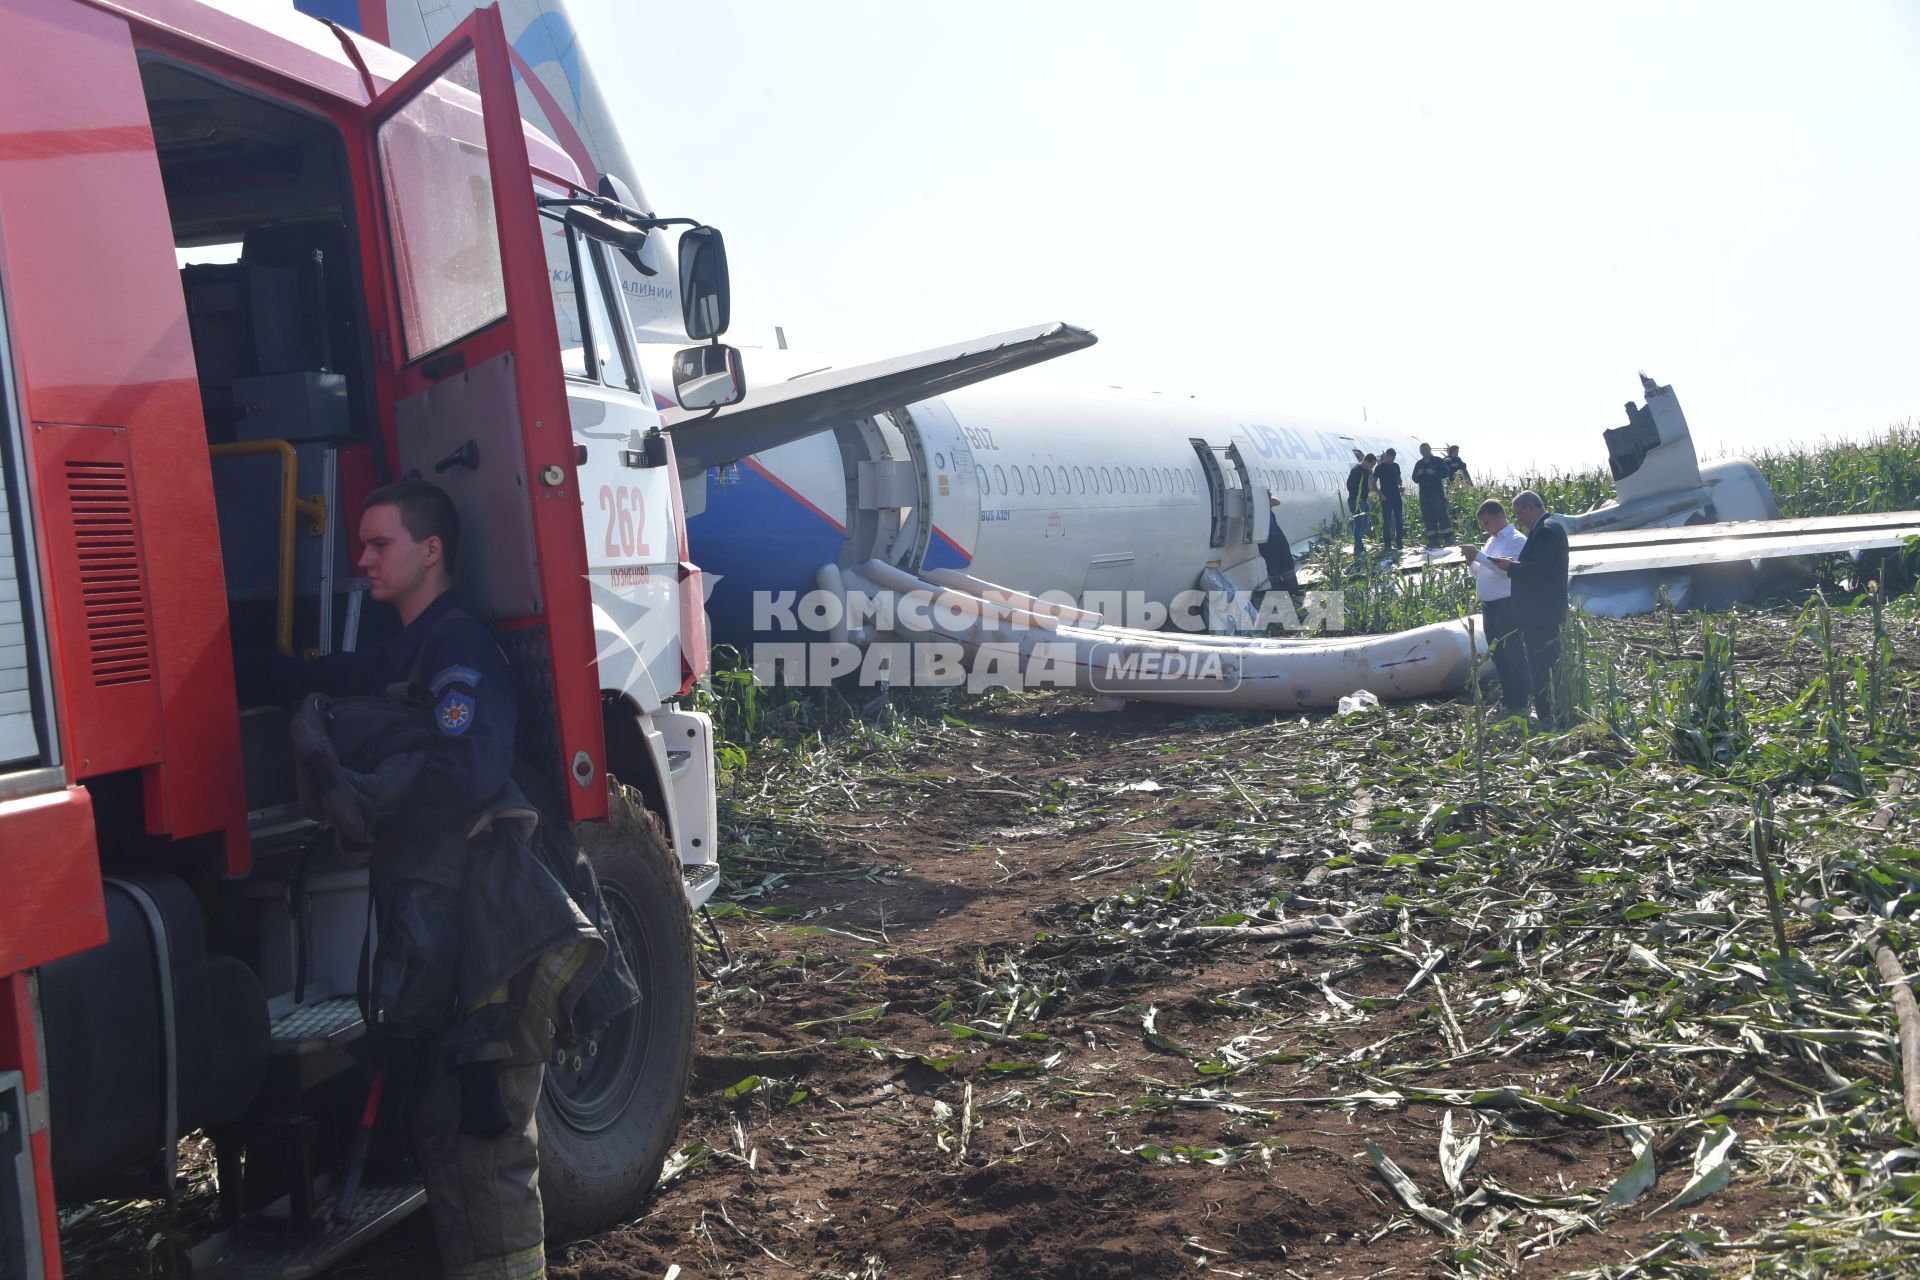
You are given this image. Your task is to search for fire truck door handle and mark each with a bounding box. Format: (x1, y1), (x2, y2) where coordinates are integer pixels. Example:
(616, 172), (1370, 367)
(435, 440), (481, 473)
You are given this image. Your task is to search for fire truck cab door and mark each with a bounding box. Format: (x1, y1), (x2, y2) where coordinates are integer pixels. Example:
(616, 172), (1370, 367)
(363, 8), (606, 820)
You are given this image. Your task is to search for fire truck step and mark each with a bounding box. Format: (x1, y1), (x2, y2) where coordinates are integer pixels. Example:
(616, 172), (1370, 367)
(188, 1181), (426, 1280)
(268, 996), (364, 1056)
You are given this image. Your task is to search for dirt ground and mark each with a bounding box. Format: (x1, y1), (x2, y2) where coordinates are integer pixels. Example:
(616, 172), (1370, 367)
(69, 605), (1920, 1279)
(509, 695), (1809, 1280)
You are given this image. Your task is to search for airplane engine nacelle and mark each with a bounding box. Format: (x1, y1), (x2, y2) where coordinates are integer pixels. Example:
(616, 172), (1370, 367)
(1702, 458), (1780, 523)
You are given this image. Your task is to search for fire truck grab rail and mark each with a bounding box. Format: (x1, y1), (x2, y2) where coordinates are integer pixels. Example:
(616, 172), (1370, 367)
(208, 440), (330, 656)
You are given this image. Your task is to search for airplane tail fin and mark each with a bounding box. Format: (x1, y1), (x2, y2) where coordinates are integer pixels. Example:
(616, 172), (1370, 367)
(1604, 375), (1703, 505)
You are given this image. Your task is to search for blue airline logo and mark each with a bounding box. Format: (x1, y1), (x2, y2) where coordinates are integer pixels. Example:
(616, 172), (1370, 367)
(510, 10), (587, 116)
(1242, 423), (1351, 463)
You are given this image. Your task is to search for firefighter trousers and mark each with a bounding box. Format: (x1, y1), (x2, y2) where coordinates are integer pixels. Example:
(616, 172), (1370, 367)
(412, 948), (582, 1280)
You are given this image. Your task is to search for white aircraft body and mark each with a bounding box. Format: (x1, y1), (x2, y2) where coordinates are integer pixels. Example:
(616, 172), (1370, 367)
(645, 345), (1417, 637)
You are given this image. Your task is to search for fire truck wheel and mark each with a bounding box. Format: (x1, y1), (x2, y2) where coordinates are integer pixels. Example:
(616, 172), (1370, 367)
(540, 788), (695, 1240)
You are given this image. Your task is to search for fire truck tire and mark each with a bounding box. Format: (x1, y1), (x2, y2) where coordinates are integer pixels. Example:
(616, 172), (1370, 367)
(539, 789), (695, 1240)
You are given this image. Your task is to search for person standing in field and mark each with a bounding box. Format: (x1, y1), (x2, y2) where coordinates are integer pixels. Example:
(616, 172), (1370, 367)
(1459, 498), (1528, 716)
(1487, 489), (1570, 727)
(1374, 447), (1405, 551)
(1345, 452), (1376, 560)
(1411, 443), (1451, 547)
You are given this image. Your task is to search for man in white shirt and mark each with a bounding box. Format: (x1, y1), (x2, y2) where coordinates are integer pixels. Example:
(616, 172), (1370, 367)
(1460, 499), (1529, 715)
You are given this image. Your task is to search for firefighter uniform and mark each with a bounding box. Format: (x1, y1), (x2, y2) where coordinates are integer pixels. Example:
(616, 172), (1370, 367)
(265, 592), (566, 1279)
(255, 590), (518, 817)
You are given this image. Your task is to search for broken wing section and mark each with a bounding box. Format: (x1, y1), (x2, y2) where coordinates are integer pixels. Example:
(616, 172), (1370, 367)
(660, 322), (1096, 475)
(1566, 511), (1920, 576)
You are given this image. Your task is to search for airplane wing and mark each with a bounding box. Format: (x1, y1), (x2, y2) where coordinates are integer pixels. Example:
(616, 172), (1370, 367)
(661, 322), (1096, 475)
(1412, 511), (1920, 576)
(1565, 511), (1920, 575)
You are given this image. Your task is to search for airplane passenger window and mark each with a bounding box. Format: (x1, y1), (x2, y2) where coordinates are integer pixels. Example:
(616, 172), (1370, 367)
(1099, 466), (1112, 492)
(1056, 465), (1068, 492)
(1073, 467), (1085, 493)
(1044, 468), (1056, 495)
(1013, 467), (1025, 495)
(976, 464), (987, 491)
(994, 464), (1006, 492)
(1025, 465), (1039, 494)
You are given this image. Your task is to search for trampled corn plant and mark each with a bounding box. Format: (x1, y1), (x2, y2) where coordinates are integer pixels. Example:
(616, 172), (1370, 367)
(1812, 592), (1870, 793)
(1669, 619), (1741, 768)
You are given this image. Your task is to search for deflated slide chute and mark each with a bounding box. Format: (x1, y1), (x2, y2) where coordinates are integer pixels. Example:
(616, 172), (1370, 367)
(814, 560), (1482, 712)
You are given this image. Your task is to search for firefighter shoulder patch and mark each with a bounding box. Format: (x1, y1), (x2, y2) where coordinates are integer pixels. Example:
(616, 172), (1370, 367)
(429, 665), (482, 696)
(435, 690), (476, 736)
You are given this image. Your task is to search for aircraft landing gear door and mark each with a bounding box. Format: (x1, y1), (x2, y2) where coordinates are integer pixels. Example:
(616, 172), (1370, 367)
(363, 8), (607, 820)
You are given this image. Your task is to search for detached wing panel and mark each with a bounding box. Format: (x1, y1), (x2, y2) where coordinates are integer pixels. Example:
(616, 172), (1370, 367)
(662, 322), (1096, 475)
(1568, 512), (1920, 576)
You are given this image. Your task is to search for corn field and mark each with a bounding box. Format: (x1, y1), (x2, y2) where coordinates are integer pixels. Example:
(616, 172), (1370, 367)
(608, 591), (1920, 1279)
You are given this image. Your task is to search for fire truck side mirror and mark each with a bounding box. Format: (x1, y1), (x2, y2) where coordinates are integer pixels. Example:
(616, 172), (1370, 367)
(672, 343), (745, 412)
(677, 226), (730, 341)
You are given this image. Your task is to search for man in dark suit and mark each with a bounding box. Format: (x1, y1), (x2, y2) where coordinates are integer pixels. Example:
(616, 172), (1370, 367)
(1486, 490), (1569, 726)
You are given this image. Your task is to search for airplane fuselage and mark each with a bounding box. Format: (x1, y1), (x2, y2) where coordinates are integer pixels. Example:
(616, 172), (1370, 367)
(672, 349), (1420, 638)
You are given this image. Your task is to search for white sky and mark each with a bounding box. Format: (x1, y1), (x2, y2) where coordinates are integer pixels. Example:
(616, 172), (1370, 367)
(579, 0), (1919, 475)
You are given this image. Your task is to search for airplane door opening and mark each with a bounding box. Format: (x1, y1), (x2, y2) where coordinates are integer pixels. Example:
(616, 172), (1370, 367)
(834, 411), (921, 570)
(1192, 439), (1227, 550)
(1224, 443), (1255, 547)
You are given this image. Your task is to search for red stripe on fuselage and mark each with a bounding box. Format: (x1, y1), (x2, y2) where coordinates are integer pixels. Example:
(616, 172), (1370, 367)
(931, 524), (970, 561)
(740, 456), (847, 533)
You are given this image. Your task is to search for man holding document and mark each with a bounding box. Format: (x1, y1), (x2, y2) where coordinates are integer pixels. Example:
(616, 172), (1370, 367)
(1459, 499), (1529, 716)
(1464, 490), (1571, 727)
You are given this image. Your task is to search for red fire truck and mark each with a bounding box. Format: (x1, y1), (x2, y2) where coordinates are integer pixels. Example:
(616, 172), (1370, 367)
(0, 1), (744, 1274)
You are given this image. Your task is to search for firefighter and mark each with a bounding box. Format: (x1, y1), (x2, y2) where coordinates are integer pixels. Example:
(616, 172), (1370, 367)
(1411, 443), (1452, 547)
(251, 480), (576, 1280)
